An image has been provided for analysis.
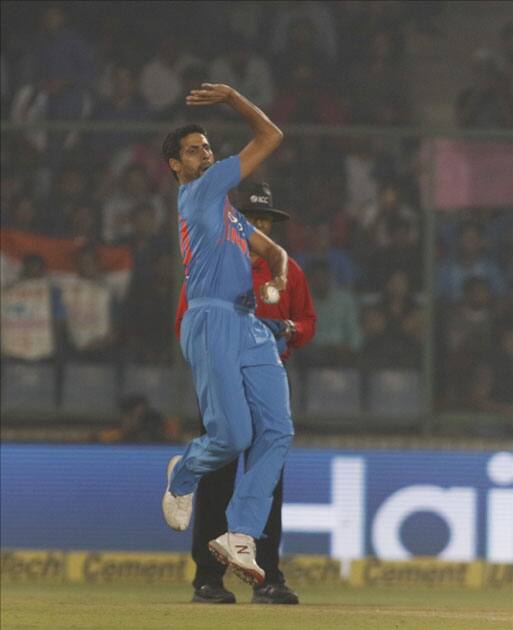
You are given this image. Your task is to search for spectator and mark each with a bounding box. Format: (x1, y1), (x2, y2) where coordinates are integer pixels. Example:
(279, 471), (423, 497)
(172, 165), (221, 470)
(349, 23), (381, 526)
(18, 254), (45, 281)
(344, 139), (380, 219)
(162, 62), (212, 125)
(440, 276), (496, 402)
(97, 394), (181, 443)
(90, 64), (149, 163)
(402, 1), (443, 37)
(118, 132), (178, 199)
(44, 165), (89, 234)
(294, 224), (361, 288)
(436, 222), (507, 302)
(4, 195), (41, 233)
(360, 311), (418, 370)
(32, 6), (95, 118)
(292, 176), (359, 267)
(305, 176), (351, 243)
(360, 271), (422, 368)
(121, 251), (175, 364)
(209, 34), (274, 114)
(140, 37), (201, 118)
(455, 48), (513, 129)
(272, 60), (350, 126)
(10, 6), (95, 168)
(270, 2), (338, 64)
(444, 276), (496, 357)
(348, 28), (412, 126)
(59, 245), (118, 361)
(57, 201), (101, 242)
(0, 170), (24, 217)
(365, 215), (423, 292)
(101, 164), (165, 244)
(119, 202), (172, 288)
(360, 304), (388, 366)
(380, 270), (423, 347)
(297, 258), (362, 368)
(485, 208), (513, 272)
(330, 1), (373, 66)
(354, 178), (419, 250)
(472, 324), (513, 419)
(224, 2), (265, 52)
(333, 0), (409, 65)
(94, 15), (128, 101)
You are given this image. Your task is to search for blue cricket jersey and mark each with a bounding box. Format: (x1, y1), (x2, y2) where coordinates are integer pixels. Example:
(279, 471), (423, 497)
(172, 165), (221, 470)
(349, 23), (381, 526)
(177, 155), (256, 308)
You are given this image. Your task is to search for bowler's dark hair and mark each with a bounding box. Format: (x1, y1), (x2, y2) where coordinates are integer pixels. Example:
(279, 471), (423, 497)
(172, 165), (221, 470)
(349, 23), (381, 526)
(162, 124), (207, 180)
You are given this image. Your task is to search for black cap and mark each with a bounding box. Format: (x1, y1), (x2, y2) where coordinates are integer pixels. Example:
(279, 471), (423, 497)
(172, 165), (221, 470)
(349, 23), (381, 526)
(235, 182), (290, 222)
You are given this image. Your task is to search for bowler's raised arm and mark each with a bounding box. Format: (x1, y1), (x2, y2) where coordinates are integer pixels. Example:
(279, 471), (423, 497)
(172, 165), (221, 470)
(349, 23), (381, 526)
(186, 83), (283, 179)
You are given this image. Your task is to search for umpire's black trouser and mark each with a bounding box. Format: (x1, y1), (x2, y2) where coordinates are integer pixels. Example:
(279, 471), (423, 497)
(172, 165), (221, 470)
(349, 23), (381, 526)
(192, 458), (285, 588)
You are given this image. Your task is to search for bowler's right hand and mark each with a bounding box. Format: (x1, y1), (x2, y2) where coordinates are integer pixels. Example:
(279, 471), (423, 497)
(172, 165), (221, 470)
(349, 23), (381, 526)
(186, 83), (235, 106)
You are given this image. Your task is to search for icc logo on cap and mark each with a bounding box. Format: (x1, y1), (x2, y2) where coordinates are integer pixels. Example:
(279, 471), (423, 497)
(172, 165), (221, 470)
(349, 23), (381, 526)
(250, 195), (270, 204)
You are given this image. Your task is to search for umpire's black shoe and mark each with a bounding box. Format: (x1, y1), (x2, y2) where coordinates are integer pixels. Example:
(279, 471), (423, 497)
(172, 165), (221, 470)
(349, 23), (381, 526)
(192, 584), (236, 604)
(252, 583), (299, 605)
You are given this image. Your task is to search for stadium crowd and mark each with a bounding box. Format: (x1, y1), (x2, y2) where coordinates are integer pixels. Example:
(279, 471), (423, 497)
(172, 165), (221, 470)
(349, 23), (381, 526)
(1, 2), (512, 423)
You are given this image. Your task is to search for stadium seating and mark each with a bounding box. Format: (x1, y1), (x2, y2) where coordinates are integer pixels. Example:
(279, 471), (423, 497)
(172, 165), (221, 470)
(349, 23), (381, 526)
(179, 370), (200, 418)
(61, 362), (118, 413)
(286, 365), (303, 415)
(122, 364), (177, 413)
(367, 369), (422, 416)
(305, 368), (362, 417)
(122, 362), (200, 418)
(1, 361), (57, 412)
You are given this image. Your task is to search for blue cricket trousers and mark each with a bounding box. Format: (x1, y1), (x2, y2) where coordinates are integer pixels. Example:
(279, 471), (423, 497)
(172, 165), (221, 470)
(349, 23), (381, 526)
(170, 298), (294, 539)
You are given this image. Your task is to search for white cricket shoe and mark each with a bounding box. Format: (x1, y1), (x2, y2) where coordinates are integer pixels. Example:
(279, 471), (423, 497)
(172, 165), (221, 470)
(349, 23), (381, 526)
(162, 455), (193, 531)
(208, 532), (265, 586)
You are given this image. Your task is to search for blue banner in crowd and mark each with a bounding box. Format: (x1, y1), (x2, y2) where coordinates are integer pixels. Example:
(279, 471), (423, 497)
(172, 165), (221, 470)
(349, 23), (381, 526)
(1, 445), (512, 564)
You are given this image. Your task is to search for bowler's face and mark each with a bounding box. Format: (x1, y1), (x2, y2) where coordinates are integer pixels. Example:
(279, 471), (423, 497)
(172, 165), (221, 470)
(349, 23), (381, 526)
(171, 133), (214, 183)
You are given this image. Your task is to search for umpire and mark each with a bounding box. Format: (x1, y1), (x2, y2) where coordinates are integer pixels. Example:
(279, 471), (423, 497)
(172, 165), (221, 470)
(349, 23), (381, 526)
(175, 182), (316, 604)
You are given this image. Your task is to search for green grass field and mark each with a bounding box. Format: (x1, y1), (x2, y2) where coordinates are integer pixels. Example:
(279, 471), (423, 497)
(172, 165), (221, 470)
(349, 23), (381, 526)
(2, 582), (512, 630)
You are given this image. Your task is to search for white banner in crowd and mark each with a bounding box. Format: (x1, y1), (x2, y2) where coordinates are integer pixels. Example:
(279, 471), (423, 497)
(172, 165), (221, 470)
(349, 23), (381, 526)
(1, 279), (55, 360)
(59, 278), (112, 349)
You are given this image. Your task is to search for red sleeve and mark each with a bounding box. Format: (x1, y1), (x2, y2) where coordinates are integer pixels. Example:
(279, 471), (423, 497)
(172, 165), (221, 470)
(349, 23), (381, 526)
(287, 258), (316, 349)
(174, 283), (188, 339)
